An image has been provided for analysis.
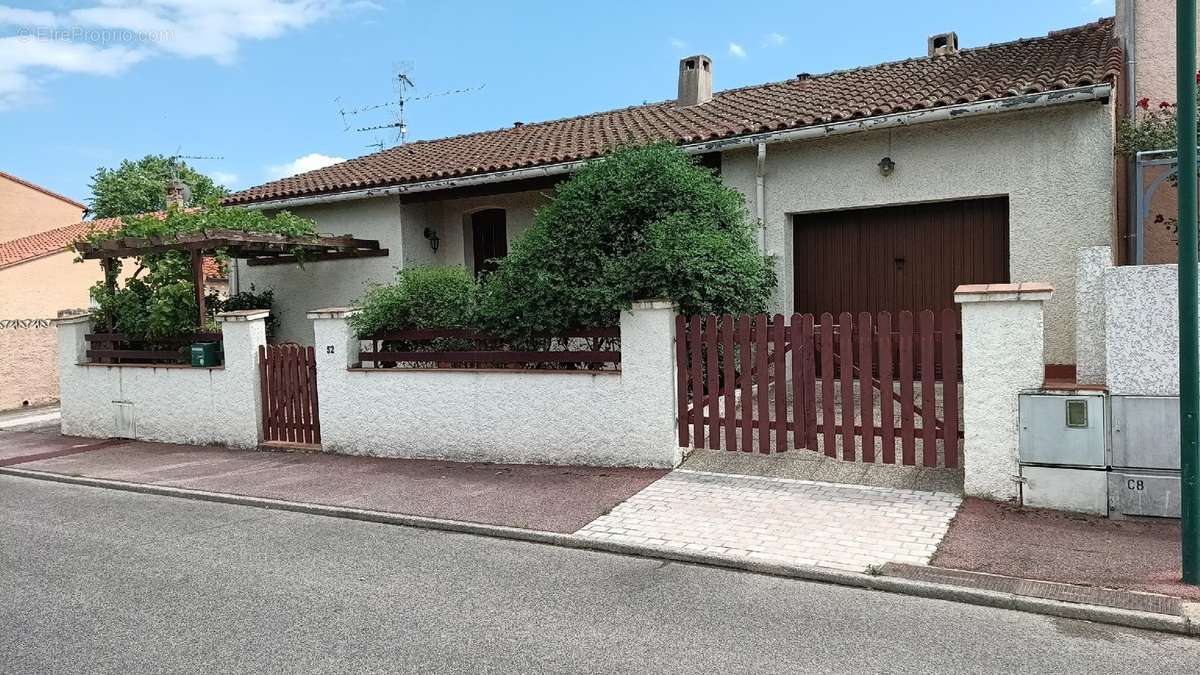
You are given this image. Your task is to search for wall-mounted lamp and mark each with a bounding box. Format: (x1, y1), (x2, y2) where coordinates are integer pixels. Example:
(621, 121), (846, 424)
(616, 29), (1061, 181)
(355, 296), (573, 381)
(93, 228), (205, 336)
(423, 227), (440, 252)
(877, 156), (896, 177)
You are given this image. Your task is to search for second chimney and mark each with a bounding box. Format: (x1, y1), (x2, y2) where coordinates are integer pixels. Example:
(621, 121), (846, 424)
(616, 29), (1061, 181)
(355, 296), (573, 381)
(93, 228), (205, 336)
(927, 32), (959, 57)
(677, 55), (712, 107)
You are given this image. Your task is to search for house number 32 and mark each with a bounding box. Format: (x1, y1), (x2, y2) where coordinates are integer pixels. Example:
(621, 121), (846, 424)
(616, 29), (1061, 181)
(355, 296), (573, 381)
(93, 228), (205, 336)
(326, 345), (335, 354)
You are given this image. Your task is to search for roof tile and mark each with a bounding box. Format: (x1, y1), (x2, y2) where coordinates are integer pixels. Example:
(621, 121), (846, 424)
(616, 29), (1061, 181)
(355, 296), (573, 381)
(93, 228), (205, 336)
(226, 18), (1120, 206)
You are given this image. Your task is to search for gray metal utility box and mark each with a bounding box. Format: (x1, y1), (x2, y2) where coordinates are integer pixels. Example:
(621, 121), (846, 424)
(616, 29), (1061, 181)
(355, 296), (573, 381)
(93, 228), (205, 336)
(1108, 396), (1181, 518)
(1018, 391), (1108, 514)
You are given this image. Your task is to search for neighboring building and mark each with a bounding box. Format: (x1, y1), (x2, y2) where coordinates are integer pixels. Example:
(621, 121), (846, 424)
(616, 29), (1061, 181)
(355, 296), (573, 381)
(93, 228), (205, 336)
(0, 172), (88, 410)
(0, 171), (87, 242)
(227, 18), (1122, 369)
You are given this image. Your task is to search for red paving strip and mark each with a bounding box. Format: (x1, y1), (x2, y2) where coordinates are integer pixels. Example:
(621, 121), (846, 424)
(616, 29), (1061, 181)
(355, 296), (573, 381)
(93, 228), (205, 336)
(931, 497), (1200, 601)
(0, 433), (123, 467)
(3, 436), (668, 533)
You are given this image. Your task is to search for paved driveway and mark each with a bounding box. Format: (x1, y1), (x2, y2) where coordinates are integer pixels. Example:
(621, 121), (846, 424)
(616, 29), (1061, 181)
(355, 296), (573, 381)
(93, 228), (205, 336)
(577, 469), (960, 572)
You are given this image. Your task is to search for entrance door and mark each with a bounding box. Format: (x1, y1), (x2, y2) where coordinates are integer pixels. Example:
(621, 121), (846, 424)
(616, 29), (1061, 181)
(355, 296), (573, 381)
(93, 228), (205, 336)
(792, 197), (1009, 316)
(471, 208), (508, 276)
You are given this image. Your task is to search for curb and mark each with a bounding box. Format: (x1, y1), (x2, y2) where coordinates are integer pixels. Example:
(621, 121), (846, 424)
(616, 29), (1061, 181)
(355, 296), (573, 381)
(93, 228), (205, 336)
(3, 466), (1196, 637)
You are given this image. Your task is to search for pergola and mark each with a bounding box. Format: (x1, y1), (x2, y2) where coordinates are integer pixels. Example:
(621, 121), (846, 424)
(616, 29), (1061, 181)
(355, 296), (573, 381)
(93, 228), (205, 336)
(74, 229), (386, 325)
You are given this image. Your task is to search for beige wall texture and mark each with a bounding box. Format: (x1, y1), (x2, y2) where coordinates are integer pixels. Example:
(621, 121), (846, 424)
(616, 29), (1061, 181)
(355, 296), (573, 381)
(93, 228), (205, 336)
(0, 174), (86, 242)
(719, 102), (1116, 366)
(0, 322), (58, 410)
(241, 188), (550, 345)
(0, 253), (125, 412)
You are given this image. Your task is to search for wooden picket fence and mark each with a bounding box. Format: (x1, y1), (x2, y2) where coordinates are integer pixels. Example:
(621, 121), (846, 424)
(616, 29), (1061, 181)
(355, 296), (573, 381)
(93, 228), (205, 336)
(259, 344), (321, 445)
(675, 310), (961, 468)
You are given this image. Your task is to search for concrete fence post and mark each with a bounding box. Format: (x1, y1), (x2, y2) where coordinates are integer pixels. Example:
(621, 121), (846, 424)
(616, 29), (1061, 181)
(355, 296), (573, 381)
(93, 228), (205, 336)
(1075, 246), (1112, 385)
(620, 299), (682, 467)
(215, 309), (270, 446)
(954, 283), (1053, 502)
(55, 311), (93, 436)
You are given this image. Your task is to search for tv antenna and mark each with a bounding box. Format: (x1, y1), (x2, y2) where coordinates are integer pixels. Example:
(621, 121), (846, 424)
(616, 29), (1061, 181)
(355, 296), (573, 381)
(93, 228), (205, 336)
(336, 62), (485, 148)
(165, 150), (225, 179)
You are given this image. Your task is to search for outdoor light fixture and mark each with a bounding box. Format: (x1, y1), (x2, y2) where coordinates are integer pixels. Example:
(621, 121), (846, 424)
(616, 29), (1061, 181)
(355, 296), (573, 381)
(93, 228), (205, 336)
(423, 227), (440, 252)
(878, 156), (896, 177)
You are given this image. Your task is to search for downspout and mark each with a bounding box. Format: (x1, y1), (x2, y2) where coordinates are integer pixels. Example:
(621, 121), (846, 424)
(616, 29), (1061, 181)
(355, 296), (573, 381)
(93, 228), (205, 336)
(1124, 0), (1140, 264)
(756, 143), (767, 254)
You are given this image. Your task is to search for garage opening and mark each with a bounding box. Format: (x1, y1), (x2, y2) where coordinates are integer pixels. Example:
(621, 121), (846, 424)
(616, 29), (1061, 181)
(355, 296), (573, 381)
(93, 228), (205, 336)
(792, 197), (1009, 317)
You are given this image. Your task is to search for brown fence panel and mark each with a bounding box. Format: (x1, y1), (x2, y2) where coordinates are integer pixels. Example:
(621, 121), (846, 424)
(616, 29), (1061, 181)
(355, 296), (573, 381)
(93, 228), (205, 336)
(261, 344), (321, 445)
(877, 312), (895, 464)
(673, 310), (960, 465)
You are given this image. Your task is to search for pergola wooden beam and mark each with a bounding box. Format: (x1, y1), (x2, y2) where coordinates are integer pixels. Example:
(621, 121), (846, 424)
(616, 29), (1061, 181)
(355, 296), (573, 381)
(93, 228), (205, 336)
(73, 229), (387, 330)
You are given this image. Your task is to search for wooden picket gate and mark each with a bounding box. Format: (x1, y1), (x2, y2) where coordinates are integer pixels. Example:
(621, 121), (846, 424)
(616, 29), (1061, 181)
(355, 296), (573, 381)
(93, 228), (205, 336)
(675, 310), (961, 467)
(259, 344), (321, 446)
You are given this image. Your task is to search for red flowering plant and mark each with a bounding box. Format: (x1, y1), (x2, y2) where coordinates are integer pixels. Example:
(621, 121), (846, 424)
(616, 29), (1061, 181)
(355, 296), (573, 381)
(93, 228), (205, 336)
(1116, 71), (1200, 242)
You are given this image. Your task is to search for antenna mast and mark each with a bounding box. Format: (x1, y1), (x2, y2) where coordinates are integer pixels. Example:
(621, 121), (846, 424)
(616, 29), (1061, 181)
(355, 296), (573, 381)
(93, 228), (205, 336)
(335, 62), (484, 149)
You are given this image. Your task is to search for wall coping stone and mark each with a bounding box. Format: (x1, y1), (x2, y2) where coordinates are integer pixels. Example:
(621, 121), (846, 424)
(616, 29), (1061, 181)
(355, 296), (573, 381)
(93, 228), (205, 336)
(954, 282), (1054, 304)
(216, 309), (270, 323)
(630, 299), (675, 310)
(307, 306), (359, 320)
(54, 311), (93, 326)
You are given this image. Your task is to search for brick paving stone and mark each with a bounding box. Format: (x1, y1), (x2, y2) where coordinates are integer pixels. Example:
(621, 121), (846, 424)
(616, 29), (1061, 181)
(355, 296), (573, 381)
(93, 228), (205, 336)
(575, 469), (961, 573)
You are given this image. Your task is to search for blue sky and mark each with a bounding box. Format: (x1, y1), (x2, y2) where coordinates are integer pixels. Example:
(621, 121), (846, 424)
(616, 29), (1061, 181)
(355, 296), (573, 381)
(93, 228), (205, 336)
(0, 0), (1114, 210)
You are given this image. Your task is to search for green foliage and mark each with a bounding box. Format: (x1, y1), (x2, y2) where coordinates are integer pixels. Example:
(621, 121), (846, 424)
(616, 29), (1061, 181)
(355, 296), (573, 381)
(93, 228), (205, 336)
(214, 286), (279, 341)
(476, 143), (776, 338)
(349, 266), (480, 339)
(81, 205), (313, 340)
(88, 155), (229, 219)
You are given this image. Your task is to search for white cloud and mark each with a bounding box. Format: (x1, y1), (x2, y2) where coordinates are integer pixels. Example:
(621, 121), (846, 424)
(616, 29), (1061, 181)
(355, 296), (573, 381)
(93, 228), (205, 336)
(762, 32), (786, 47)
(209, 170), (239, 187)
(728, 42), (746, 59)
(669, 37), (686, 49)
(267, 153), (345, 180)
(0, 1), (376, 107)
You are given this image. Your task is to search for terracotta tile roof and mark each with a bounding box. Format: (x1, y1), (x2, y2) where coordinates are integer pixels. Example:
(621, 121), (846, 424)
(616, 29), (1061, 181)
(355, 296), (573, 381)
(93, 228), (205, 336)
(226, 18), (1121, 206)
(0, 217), (119, 270)
(0, 171), (87, 210)
(0, 211), (226, 280)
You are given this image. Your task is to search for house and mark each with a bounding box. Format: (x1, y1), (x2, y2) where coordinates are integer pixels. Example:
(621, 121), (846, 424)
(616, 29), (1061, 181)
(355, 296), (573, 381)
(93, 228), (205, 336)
(0, 171), (87, 242)
(225, 18), (1123, 370)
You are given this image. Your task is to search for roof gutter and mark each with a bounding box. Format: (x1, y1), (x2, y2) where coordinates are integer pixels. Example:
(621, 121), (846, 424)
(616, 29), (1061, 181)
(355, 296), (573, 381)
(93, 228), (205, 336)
(240, 83), (1112, 211)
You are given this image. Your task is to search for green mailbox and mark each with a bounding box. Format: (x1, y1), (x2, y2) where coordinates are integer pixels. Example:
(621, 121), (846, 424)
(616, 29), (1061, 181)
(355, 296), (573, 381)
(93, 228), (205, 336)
(190, 342), (222, 367)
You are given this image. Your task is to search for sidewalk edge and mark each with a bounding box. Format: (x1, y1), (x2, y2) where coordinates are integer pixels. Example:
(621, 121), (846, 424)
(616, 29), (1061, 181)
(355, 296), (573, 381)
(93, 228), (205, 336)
(3, 466), (1194, 637)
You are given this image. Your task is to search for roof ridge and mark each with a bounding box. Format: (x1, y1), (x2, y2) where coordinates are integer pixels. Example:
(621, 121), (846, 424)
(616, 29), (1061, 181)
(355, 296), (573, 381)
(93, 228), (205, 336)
(227, 16), (1120, 205)
(0, 170), (87, 211)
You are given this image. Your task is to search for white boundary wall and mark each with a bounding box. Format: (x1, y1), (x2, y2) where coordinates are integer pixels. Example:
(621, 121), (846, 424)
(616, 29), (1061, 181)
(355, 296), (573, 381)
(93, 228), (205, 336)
(57, 311), (267, 448)
(309, 300), (682, 468)
(1104, 262), (1198, 396)
(956, 283), (1052, 502)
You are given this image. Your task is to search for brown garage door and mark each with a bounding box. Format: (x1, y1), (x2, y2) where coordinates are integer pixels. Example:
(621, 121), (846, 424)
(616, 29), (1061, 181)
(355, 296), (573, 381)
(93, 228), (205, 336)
(792, 197), (1009, 317)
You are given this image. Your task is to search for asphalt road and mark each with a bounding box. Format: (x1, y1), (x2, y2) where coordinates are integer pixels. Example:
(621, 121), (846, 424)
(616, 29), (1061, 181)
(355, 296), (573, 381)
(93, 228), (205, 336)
(2, 475), (1198, 674)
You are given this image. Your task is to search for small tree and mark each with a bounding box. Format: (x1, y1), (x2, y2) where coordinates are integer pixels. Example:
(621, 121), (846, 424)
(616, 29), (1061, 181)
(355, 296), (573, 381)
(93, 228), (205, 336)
(477, 143), (776, 338)
(88, 155), (228, 219)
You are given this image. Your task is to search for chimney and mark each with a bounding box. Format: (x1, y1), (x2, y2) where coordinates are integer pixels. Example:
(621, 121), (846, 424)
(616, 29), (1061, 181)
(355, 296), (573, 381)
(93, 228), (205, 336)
(677, 55), (713, 107)
(165, 178), (191, 209)
(927, 32), (959, 57)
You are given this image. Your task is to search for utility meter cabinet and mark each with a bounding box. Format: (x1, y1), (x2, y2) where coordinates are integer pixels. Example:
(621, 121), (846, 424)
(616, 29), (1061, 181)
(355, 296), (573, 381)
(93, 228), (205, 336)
(1017, 392), (1182, 518)
(1018, 391), (1108, 514)
(1109, 396), (1181, 519)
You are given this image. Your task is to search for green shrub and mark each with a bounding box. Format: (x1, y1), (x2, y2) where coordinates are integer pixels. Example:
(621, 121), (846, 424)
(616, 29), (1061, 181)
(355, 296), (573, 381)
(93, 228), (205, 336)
(213, 286), (278, 341)
(349, 266), (480, 338)
(477, 143), (775, 339)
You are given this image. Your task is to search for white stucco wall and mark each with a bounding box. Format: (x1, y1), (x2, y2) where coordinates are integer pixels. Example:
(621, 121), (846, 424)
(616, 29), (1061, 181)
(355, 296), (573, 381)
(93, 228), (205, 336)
(1075, 246), (1113, 385)
(57, 312), (266, 448)
(1104, 263), (1200, 396)
(720, 103), (1115, 366)
(956, 284), (1051, 502)
(309, 301), (681, 467)
(242, 190), (550, 345)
